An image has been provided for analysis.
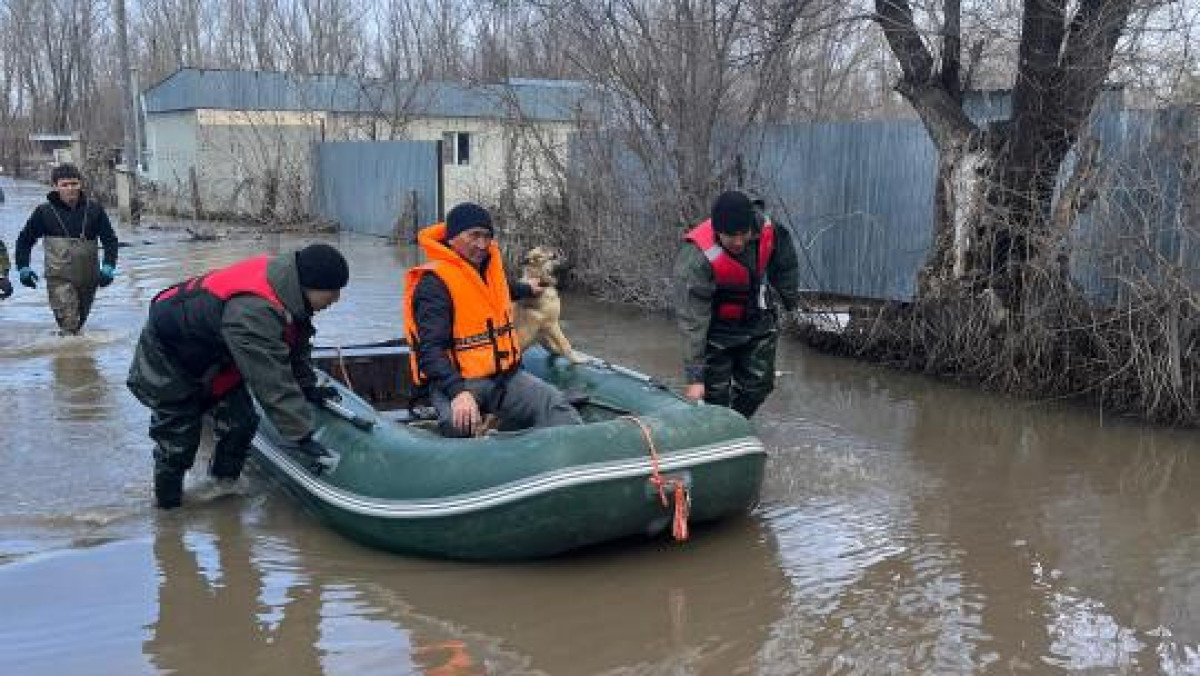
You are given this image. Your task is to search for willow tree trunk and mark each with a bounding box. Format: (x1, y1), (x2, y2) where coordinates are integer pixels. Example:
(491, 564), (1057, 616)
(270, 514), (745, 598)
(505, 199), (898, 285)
(876, 0), (1136, 308)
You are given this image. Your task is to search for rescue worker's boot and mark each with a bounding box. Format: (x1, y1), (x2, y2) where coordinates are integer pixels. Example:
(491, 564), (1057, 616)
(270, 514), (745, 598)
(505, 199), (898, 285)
(145, 401), (203, 510)
(154, 467), (184, 510)
(208, 452), (247, 482)
(209, 385), (257, 481)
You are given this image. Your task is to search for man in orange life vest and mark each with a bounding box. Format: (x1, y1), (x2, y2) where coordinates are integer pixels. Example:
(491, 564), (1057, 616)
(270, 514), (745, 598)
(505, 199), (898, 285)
(674, 190), (799, 418)
(127, 244), (349, 509)
(403, 202), (582, 437)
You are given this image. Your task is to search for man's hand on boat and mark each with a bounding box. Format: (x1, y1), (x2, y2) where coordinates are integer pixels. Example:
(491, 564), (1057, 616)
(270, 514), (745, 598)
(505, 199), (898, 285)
(451, 390), (483, 435)
(684, 382), (705, 402)
(303, 384), (341, 404)
(285, 436), (337, 474)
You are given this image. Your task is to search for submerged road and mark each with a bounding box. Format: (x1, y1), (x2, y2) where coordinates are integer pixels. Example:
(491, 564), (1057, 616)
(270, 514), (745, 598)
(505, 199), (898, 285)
(2, 176), (1199, 674)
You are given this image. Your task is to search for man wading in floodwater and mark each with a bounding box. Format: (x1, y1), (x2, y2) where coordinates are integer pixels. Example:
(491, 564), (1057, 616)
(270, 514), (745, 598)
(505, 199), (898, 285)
(14, 163), (119, 335)
(674, 189), (800, 418)
(127, 244), (350, 509)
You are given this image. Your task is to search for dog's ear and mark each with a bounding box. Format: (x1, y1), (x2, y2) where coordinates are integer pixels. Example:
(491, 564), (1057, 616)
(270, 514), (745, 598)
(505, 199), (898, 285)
(526, 247), (550, 266)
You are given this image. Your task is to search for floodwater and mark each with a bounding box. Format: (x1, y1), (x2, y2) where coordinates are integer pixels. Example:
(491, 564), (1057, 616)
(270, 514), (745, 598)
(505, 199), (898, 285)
(2, 176), (1200, 674)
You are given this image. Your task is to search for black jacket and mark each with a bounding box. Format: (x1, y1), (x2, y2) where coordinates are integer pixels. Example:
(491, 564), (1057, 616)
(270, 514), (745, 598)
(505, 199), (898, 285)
(130, 253), (320, 441)
(15, 191), (119, 269)
(411, 256), (534, 398)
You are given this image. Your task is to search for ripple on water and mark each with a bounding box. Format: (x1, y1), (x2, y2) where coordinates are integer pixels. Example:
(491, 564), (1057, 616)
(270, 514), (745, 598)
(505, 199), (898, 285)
(756, 498), (996, 673)
(0, 326), (127, 358)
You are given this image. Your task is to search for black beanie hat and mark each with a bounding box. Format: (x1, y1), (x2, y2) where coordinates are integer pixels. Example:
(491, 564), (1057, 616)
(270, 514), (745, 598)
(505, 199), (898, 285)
(296, 243), (349, 290)
(51, 163), (83, 184)
(711, 190), (755, 234)
(445, 202), (494, 240)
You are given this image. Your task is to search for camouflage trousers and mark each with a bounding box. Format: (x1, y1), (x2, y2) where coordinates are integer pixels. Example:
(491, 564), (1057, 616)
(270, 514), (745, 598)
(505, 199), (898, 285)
(703, 329), (778, 418)
(146, 384), (260, 486)
(430, 370), (582, 438)
(47, 278), (97, 334)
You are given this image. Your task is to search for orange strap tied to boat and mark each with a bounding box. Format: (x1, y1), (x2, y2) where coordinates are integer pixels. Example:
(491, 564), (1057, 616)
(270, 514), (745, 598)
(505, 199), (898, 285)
(623, 416), (690, 542)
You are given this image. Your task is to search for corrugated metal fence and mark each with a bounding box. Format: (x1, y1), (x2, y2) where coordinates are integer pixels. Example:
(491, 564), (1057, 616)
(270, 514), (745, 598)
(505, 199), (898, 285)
(312, 141), (439, 238)
(740, 120), (938, 300)
(1069, 107), (1198, 304)
(573, 103), (1197, 304)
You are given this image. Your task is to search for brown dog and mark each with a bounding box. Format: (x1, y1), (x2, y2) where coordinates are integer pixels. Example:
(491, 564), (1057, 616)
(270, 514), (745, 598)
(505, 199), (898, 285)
(515, 246), (585, 364)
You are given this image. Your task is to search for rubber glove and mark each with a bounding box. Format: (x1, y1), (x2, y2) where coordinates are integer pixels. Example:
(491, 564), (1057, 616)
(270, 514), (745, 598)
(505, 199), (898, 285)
(18, 267), (37, 289)
(302, 385), (341, 403)
(98, 264), (116, 287)
(287, 437), (336, 474)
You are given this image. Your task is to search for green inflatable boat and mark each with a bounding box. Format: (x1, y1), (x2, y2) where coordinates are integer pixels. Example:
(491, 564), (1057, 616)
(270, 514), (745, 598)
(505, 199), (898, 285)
(250, 343), (766, 560)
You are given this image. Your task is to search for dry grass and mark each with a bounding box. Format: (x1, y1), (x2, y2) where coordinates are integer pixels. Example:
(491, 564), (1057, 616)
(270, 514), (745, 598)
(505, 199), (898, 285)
(795, 270), (1200, 426)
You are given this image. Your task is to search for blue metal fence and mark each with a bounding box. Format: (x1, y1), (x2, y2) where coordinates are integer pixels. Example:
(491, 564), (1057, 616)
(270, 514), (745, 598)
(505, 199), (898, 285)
(313, 141), (439, 237)
(741, 120), (938, 300)
(570, 102), (1196, 305)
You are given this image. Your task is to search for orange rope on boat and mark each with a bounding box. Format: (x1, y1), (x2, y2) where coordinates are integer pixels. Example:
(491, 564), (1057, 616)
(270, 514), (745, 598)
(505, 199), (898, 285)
(622, 415), (690, 542)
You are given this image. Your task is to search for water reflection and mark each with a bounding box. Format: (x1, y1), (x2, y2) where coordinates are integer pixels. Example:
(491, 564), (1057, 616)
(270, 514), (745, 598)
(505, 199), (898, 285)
(900, 388), (1200, 670)
(147, 509), (322, 675)
(754, 344), (1200, 672)
(50, 351), (109, 422)
(141, 499), (790, 674)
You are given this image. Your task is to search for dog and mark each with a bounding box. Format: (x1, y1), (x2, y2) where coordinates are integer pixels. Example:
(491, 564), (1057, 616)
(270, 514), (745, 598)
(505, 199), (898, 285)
(515, 246), (586, 364)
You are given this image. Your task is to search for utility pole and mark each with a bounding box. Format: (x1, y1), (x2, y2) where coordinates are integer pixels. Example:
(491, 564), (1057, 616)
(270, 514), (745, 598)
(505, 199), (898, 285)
(131, 66), (142, 181)
(114, 0), (140, 225)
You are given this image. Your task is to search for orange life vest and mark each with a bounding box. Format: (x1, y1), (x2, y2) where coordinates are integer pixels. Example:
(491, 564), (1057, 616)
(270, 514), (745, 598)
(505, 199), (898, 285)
(402, 222), (521, 385)
(684, 219), (776, 322)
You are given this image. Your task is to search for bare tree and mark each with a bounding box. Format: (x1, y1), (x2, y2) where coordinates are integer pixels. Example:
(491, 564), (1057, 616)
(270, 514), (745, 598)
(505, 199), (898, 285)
(873, 0), (1176, 307)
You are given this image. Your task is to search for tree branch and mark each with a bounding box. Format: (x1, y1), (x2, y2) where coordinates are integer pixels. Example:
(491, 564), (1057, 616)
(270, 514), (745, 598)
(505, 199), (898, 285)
(875, 0), (935, 84)
(940, 0), (963, 102)
(874, 0), (978, 150)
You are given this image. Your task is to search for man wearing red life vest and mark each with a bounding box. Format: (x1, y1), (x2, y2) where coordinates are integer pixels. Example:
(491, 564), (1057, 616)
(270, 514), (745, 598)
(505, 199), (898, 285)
(403, 202), (581, 437)
(127, 244), (350, 509)
(675, 190), (799, 418)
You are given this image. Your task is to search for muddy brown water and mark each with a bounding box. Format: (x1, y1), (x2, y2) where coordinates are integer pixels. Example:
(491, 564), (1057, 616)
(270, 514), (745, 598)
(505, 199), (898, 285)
(2, 177), (1200, 674)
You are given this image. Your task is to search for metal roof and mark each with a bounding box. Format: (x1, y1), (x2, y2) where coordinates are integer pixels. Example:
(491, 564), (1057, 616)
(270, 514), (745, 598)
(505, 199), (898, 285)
(143, 68), (593, 122)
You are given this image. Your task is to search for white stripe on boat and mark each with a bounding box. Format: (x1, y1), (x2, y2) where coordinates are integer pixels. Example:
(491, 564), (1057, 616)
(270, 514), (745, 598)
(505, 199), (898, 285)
(251, 436), (765, 519)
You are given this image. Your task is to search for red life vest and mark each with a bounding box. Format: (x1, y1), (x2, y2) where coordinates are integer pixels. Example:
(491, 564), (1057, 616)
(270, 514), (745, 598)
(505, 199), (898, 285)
(684, 219), (776, 322)
(151, 255), (299, 398)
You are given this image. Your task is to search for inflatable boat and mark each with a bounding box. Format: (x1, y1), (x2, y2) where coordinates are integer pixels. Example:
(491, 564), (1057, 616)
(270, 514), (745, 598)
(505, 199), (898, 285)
(250, 343), (766, 560)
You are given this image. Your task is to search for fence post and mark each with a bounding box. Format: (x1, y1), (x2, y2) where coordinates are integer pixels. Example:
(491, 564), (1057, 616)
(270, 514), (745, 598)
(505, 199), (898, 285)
(189, 166), (205, 219)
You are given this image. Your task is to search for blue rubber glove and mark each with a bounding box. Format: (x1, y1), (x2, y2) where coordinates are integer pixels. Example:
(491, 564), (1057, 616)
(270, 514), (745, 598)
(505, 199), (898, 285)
(98, 264), (116, 287)
(18, 267), (38, 289)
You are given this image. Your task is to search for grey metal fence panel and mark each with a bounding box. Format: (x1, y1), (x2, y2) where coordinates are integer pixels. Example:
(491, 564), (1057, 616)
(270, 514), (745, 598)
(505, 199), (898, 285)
(742, 121), (938, 300)
(313, 141), (438, 237)
(1070, 107), (1197, 304)
(751, 108), (1195, 304)
(569, 103), (1195, 305)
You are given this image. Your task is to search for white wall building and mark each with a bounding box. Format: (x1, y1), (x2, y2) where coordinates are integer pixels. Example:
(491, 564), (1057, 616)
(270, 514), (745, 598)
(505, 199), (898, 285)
(142, 69), (593, 225)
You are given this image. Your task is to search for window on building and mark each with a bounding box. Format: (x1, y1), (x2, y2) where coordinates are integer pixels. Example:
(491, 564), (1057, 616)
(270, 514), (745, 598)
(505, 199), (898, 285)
(442, 131), (471, 166)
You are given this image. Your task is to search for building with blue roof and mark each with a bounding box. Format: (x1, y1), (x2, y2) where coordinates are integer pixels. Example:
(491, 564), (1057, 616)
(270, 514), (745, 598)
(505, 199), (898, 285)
(142, 68), (596, 225)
